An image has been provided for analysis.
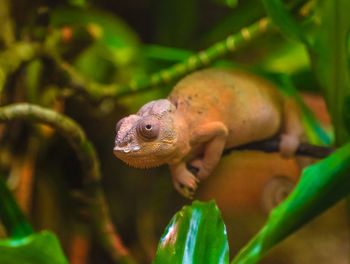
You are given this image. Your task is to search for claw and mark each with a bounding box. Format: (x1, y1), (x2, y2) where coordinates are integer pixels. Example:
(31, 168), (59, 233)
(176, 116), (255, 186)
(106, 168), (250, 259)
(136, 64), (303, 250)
(174, 182), (194, 199)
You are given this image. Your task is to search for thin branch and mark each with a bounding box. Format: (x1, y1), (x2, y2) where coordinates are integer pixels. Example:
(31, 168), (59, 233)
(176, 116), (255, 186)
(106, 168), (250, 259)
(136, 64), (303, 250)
(223, 138), (336, 158)
(187, 139), (335, 176)
(0, 103), (135, 263)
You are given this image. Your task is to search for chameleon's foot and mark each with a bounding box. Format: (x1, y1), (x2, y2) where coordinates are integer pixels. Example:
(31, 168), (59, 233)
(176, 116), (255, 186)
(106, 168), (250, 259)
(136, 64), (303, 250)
(280, 134), (299, 158)
(189, 159), (211, 180)
(173, 170), (199, 199)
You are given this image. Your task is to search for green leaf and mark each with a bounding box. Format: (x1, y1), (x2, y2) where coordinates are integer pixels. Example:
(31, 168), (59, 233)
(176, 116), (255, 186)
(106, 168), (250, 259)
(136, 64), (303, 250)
(262, 0), (310, 46)
(0, 176), (33, 238)
(258, 41), (309, 74)
(142, 45), (193, 62)
(309, 0), (350, 144)
(0, 231), (68, 264)
(74, 43), (117, 84)
(231, 142), (350, 264)
(262, 0), (350, 144)
(153, 200), (229, 264)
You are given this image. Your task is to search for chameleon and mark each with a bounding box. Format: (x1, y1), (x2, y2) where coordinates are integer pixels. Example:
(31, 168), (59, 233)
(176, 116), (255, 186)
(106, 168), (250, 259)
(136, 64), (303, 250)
(113, 68), (303, 198)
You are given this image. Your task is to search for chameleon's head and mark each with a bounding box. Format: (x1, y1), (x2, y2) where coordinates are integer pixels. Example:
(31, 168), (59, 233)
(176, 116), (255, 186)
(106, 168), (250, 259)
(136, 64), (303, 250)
(113, 99), (178, 168)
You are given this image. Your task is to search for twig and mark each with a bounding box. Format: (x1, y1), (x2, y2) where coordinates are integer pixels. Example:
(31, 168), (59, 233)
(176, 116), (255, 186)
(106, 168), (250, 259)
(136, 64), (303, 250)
(186, 138), (335, 177)
(223, 138), (336, 158)
(0, 103), (135, 263)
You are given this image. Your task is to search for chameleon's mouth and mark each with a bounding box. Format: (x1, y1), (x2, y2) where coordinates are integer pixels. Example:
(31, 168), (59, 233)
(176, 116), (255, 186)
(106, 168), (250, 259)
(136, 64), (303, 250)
(113, 145), (141, 154)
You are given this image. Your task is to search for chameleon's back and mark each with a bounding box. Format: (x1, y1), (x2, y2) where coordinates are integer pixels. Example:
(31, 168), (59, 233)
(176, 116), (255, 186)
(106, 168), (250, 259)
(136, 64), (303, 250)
(168, 68), (284, 148)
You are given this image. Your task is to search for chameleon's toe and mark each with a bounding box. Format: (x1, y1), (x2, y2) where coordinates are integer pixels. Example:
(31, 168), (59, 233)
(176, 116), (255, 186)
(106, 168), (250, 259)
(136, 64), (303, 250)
(189, 159), (210, 180)
(173, 170), (199, 199)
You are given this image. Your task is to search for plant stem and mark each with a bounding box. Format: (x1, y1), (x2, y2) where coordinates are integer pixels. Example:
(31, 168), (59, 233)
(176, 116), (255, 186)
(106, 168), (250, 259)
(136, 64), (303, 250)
(223, 138), (336, 158)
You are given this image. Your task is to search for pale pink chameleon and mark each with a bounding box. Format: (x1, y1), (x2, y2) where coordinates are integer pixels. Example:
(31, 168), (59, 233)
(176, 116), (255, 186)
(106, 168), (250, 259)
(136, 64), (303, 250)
(113, 69), (303, 198)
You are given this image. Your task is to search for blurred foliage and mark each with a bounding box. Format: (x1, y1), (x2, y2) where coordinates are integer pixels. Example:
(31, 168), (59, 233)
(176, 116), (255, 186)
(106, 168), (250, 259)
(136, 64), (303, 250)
(0, 0), (349, 263)
(232, 141), (350, 263)
(263, 0), (350, 144)
(0, 176), (68, 264)
(50, 7), (144, 84)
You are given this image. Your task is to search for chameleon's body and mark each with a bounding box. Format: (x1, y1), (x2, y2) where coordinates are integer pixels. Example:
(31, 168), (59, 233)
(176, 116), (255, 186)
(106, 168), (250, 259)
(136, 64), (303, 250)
(114, 69), (303, 198)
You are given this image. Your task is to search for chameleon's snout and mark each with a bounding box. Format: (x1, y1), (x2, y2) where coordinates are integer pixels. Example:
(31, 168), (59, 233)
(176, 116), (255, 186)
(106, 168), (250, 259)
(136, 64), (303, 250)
(114, 145), (141, 154)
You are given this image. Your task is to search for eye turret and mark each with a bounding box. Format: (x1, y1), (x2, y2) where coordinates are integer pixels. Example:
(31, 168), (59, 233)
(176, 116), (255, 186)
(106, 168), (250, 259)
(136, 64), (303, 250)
(137, 117), (160, 141)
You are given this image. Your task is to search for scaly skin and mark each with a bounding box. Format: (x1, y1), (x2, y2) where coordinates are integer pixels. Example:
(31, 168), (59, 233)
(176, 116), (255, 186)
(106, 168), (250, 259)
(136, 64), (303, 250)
(113, 68), (303, 198)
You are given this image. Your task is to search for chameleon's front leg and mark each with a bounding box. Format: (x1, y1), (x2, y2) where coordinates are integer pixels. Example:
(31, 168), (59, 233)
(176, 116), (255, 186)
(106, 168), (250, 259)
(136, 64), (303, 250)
(169, 162), (199, 198)
(189, 122), (228, 180)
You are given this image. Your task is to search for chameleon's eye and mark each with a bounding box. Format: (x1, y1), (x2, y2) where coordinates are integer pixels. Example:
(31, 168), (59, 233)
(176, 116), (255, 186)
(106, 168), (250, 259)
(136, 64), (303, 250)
(137, 117), (159, 141)
(116, 118), (126, 133)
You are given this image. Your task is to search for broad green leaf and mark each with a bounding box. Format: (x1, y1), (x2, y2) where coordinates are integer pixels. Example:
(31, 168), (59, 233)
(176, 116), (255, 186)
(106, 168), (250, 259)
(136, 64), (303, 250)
(231, 142), (350, 264)
(0, 231), (68, 264)
(310, 0), (350, 144)
(262, 0), (310, 46)
(153, 200), (229, 264)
